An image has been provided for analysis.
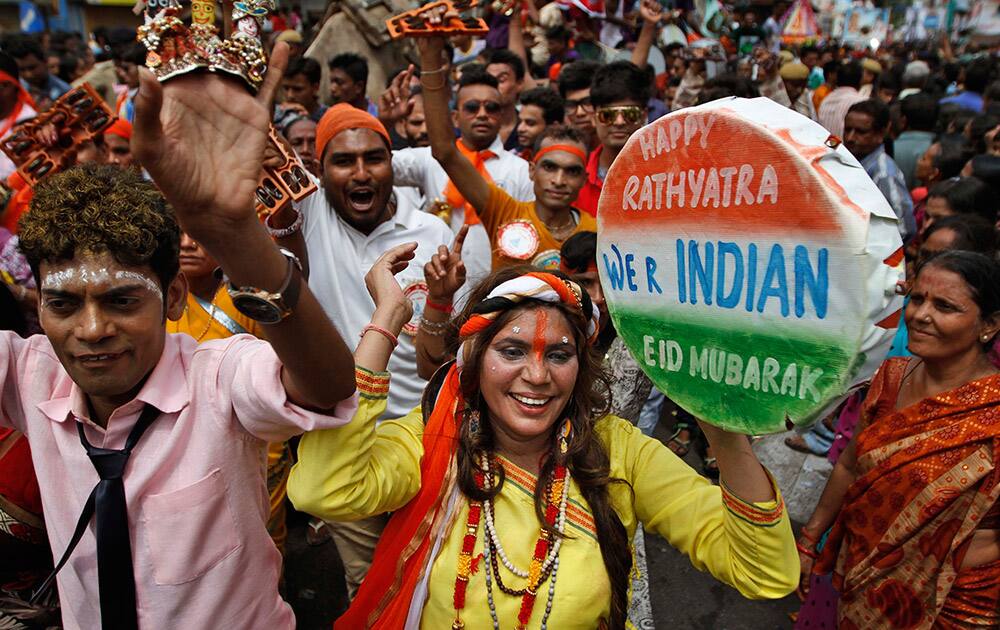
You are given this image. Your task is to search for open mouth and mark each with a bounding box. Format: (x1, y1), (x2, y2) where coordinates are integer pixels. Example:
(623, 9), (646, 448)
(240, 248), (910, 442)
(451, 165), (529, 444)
(509, 393), (552, 410)
(347, 188), (377, 212)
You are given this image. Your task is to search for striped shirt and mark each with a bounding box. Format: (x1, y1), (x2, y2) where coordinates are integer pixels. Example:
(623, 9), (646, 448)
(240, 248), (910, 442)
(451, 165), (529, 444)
(817, 87), (866, 139)
(860, 144), (916, 242)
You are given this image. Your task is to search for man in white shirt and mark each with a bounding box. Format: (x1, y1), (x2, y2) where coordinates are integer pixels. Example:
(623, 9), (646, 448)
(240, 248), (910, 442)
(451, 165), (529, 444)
(292, 103), (452, 421)
(389, 67), (534, 289)
(282, 102), (453, 596)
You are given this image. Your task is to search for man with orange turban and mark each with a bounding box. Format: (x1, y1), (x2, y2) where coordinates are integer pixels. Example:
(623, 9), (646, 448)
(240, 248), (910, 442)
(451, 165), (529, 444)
(104, 118), (136, 170)
(288, 101), (455, 596)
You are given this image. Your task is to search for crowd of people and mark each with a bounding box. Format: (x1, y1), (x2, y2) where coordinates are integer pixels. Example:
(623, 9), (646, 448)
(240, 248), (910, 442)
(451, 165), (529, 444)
(1, 0), (999, 628)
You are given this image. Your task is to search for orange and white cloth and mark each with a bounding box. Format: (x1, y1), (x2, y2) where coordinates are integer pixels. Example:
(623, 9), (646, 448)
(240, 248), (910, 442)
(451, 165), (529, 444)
(442, 139), (495, 225)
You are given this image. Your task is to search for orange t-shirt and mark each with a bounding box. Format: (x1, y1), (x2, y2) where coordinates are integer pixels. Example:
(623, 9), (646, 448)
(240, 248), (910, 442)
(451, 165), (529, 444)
(480, 184), (597, 271)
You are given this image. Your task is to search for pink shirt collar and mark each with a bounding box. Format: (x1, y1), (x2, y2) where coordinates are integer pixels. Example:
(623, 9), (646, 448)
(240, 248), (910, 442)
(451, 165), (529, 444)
(36, 333), (190, 425)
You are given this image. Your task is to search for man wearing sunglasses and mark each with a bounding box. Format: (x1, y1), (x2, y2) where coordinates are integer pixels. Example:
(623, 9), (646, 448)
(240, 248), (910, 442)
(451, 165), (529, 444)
(557, 59), (603, 152)
(575, 61), (651, 216)
(392, 66), (535, 291)
(418, 33), (596, 273)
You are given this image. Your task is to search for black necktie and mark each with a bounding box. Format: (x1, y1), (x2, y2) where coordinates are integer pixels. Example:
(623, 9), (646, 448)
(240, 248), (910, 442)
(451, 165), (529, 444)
(31, 404), (159, 630)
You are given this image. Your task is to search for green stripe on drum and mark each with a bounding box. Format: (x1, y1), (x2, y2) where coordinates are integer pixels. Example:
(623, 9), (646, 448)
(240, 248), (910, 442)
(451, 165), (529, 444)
(613, 308), (863, 433)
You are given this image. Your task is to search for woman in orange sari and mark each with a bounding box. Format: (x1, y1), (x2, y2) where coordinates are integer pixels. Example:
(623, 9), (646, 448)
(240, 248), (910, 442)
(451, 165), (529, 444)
(800, 250), (1000, 628)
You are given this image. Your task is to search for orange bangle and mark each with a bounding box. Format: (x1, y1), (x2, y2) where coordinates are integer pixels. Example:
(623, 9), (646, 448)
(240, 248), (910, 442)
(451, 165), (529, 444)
(361, 324), (398, 348)
(425, 299), (453, 313)
(796, 541), (818, 559)
(799, 527), (819, 543)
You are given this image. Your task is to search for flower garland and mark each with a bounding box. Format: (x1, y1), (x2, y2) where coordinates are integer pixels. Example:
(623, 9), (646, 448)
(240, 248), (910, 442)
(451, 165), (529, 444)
(451, 453), (570, 630)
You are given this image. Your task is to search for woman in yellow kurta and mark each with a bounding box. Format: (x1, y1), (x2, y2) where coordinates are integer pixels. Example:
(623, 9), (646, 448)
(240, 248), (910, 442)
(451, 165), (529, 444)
(166, 232), (292, 554)
(289, 244), (798, 629)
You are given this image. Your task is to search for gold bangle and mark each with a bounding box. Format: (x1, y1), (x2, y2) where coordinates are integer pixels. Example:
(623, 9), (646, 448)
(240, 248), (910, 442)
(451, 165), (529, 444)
(421, 74), (447, 91)
(422, 65), (447, 75)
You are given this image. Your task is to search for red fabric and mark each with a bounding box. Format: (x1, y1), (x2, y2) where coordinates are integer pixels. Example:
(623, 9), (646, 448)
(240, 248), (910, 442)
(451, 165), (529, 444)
(2, 173), (33, 234)
(0, 428), (42, 517)
(0, 70), (35, 138)
(574, 144), (604, 216)
(816, 357), (1000, 627)
(335, 366), (464, 629)
(315, 103), (391, 159)
(533, 143), (587, 164)
(104, 118), (132, 140)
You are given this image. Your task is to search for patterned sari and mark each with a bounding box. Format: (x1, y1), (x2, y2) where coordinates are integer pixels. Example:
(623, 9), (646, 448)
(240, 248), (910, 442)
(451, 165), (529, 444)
(816, 357), (1000, 629)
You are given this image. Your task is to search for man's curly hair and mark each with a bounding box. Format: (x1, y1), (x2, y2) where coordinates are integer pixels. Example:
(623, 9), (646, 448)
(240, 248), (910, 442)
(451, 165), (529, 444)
(18, 164), (180, 292)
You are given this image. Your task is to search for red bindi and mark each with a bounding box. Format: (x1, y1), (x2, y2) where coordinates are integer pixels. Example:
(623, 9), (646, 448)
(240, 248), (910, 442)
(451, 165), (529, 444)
(533, 309), (548, 363)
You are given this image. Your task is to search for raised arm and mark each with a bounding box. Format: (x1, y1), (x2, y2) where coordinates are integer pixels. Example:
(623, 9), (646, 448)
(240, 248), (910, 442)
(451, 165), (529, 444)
(631, 0), (662, 70)
(288, 243), (426, 522)
(416, 225), (467, 379)
(132, 43), (355, 409)
(416, 17), (492, 213)
(507, 6), (538, 91)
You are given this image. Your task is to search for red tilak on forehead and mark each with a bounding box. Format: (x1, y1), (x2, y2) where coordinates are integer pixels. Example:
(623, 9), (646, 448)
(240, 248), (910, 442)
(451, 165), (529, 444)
(533, 309), (548, 362)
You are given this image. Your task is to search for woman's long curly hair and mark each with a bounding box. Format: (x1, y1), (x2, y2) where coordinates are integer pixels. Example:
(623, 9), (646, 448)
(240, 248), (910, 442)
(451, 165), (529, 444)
(450, 266), (631, 629)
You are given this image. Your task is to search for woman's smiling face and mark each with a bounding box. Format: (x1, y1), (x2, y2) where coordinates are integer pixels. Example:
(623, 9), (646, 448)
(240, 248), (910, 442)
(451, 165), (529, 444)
(479, 307), (579, 446)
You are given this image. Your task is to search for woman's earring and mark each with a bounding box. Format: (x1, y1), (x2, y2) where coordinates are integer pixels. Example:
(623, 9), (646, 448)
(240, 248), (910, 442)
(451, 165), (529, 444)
(467, 408), (481, 436)
(557, 419), (572, 455)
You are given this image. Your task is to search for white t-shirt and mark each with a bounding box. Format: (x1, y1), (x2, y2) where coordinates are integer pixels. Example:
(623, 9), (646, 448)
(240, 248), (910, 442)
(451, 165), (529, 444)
(392, 136), (535, 291)
(297, 178), (453, 420)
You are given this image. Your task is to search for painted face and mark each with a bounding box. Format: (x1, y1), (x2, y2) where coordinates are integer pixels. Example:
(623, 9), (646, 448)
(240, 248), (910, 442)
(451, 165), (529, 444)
(905, 265), (997, 361)
(190, 0), (214, 23)
(321, 128), (394, 235)
(517, 104), (547, 150)
(179, 232), (219, 280)
(105, 134), (134, 169)
(479, 308), (579, 446)
(528, 138), (587, 211)
(486, 62), (521, 108)
(453, 84), (503, 151)
(38, 250), (185, 413)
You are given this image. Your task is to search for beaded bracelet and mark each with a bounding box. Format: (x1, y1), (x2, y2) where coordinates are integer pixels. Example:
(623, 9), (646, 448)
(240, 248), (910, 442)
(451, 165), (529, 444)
(425, 299), (453, 313)
(419, 322), (447, 336)
(361, 324), (398, 348)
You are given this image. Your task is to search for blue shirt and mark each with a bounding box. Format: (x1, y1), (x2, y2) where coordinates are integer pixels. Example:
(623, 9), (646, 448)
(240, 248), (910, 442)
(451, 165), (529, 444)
(860, 144), (916, 242)
(939, 90), (983, 113)
(893, 130), (935, 190)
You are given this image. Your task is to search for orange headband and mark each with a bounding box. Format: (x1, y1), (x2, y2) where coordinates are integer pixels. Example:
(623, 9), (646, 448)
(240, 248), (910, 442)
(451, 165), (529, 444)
(533, 144), (587, 164)
(315, 103), (391, 159)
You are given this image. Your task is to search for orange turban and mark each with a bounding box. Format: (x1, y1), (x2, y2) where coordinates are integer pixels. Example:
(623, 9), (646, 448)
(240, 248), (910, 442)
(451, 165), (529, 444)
(315, 103), (391, 159)
(104, 118), (132, 141)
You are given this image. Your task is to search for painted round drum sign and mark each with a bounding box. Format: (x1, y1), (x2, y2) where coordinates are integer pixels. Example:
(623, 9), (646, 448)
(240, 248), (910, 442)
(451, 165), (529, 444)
(598, 97), (904, 434)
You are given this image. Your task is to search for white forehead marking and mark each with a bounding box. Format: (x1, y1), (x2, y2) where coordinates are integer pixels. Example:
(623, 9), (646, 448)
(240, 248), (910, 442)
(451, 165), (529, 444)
(115, 271), (163, 300)
(512, 326), (521, 333)
(40, 263), (162, 300)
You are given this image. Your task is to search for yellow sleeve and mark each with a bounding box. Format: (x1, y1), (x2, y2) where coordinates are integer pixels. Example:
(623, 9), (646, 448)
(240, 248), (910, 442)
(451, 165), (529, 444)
(600, 416), (798, 600)
(287, 367), (425, 522)
(480, 184), (521, 238)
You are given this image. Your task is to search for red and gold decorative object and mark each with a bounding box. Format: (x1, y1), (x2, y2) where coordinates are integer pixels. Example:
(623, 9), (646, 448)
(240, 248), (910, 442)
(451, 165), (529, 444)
(138, 0), (271, 93)
(254, 125), (317, 220)
(0, 84), (115, 187)
(385, 0), (489, 40)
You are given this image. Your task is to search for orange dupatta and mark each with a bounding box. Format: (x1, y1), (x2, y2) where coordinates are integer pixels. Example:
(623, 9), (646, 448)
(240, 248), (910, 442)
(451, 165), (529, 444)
(816, 357), (1000, 629)
(335, 364), (465, 629)
(443, 140), (495, 226)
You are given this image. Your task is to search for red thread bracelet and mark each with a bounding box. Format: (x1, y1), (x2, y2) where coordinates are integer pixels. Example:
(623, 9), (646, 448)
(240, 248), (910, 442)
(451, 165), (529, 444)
(425, 299), (453, 313)
(799, 527), (819, 543)
(361, 324), (399, 348)
(796, 541), (817, 559)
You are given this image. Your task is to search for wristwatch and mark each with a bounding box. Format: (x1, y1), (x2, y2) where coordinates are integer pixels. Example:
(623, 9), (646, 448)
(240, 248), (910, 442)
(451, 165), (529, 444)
(227, 248), (303, 324)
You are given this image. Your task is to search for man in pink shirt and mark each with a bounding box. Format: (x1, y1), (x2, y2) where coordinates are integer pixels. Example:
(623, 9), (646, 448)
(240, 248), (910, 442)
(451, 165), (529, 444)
(1, 44), (358, 629)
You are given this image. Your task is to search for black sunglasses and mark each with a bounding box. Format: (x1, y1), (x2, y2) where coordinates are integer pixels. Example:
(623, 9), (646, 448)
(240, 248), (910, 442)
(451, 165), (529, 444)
(462, 100), (502, 115)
